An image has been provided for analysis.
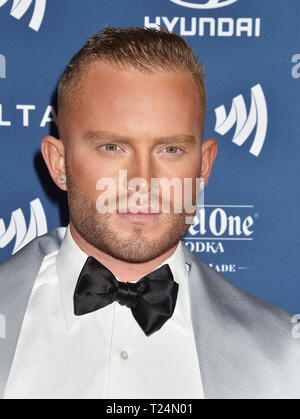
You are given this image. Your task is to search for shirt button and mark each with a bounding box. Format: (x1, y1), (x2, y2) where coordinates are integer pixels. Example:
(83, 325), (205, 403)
(120, 351), (129, 361)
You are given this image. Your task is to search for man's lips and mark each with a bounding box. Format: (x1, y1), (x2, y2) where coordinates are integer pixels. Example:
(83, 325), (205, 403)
(116, 206), (161, 214)
(116, 207), (162, 224)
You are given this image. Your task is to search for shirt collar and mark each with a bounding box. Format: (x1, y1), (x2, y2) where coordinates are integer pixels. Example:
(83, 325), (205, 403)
(56, 225), (89, 330)
(56, 224), (191, 331)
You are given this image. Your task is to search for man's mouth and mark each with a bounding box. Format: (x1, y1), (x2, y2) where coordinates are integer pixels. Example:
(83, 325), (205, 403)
(116, 206), (162, 224)
(117, 206), (161, 214)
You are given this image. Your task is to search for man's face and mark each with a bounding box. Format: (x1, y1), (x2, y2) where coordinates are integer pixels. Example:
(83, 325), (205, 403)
(58, 63), (204, 263)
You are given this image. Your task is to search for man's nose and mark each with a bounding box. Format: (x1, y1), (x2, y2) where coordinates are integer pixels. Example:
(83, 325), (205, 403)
(127, 153), (156, 194)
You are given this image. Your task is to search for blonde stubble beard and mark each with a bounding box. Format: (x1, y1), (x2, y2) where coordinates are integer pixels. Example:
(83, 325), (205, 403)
(65, 165), (196, 263)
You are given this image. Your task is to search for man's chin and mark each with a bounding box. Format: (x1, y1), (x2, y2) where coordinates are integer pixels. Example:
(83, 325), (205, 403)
(109, 225), (164, 248)
(93, 225), (176, 263)
(113, 211), (163, 229)
(71, 207), (189, 262)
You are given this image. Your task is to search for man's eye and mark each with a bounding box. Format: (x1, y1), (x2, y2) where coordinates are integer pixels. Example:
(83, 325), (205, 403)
(164, 146), (182, 154)
(102, 144), (120, 152)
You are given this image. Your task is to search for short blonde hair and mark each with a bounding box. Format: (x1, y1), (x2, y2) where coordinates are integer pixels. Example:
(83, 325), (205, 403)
(58, 26), (206, 134)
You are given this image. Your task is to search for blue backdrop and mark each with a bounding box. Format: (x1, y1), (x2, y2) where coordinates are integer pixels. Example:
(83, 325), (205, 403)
(0, 0), (299, 314)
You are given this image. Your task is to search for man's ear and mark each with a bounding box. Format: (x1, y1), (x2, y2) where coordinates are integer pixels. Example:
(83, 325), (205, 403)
(41, 135), (67, 191)
(201, 138), (218, 186)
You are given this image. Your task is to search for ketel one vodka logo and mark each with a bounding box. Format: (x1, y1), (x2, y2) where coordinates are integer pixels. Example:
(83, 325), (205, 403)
(0, 0), (47, 32)
(184, 205), (255, 254)
(169, 0), (238, 9)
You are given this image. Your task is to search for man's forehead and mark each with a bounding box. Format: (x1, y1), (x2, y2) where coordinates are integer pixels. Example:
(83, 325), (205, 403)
(79, 61), (197, 93)
(57, 61), (203, 137)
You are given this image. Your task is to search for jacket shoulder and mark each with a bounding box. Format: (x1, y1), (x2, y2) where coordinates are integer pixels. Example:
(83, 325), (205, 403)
(182, 243), (294, 329)
(0, 227), (66, 289)
(182, 244), (300, 398)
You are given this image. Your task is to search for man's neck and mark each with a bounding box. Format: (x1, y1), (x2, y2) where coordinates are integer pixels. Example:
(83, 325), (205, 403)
(69, 222), (178, 282)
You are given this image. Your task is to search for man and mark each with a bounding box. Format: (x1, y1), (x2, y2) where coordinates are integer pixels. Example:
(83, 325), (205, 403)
(0, 27), (299, 400)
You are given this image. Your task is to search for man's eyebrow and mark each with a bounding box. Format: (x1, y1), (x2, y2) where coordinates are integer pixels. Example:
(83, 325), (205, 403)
(82, 130), (196, 144)
(154, 134), (196, 144)
(82, 130), (129, 143)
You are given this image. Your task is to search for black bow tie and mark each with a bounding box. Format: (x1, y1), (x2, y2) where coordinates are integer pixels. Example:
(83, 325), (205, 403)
(74, 256), (179, 336)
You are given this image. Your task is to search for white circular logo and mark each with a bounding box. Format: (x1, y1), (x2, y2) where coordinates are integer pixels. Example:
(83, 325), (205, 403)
(169, 0), (238, 9)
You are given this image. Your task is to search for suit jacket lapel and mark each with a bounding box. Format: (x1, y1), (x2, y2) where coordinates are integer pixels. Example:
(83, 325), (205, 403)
(181, 243), (300, 399)
(182, 245), (226, 398)
(0, 228), (65, 399)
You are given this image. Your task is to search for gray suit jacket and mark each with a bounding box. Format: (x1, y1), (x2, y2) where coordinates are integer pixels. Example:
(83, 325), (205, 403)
(0, 228), (299, 399)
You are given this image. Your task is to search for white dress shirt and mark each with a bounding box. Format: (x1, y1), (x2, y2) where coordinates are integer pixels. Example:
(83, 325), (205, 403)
(4, 225), (204, 399)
